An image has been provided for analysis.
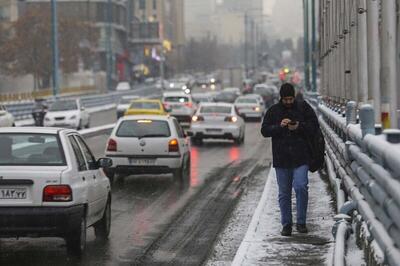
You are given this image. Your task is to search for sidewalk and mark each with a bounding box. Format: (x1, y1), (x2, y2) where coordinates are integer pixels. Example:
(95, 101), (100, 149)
(232, 168), (335, 266)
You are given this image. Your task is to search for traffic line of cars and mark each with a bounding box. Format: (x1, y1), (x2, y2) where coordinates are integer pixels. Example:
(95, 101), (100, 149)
(0, 84), (267, 256)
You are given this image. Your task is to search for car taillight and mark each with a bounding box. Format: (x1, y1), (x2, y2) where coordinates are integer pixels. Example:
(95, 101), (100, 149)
(107, 138), (117, 152)
(43, 185), (72, 202)
(185, 102), (193, 108)
(168, 138), (180, 152)
(192, 115), (204, 122)
(163, 103), (169, 110)
(225, 116), (238, 123)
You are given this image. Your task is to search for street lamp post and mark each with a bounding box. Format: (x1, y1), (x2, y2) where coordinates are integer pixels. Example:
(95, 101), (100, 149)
(51, 0), (60, 97)
(106, 0), (113, 91)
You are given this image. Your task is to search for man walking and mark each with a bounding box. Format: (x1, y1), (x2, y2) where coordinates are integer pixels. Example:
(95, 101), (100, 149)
(261, 83), (318, 236)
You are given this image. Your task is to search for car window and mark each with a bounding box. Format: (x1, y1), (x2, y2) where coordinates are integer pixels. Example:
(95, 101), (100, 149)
(50, 100), (78, 111)
(116, 120), (171, 138)
(236, 98), (258, 104)
(130, 101), (160, 109)
(68, 136), (87, 171)
(75, 135), (97, 170)
(173, 119), (184, 138)
(0, 133), (66, 166)
(200, 106), (232, 114)
(164, 96), (189, 103)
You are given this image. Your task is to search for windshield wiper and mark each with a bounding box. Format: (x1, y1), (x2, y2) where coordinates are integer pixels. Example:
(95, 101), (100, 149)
(137, 134), (168, 139)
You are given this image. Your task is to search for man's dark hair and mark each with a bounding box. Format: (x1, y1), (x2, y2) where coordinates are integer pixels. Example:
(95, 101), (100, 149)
(280, 83), (295, 98)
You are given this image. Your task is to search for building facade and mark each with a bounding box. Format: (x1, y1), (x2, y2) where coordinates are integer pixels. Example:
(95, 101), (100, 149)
(129, 0), (184, 78)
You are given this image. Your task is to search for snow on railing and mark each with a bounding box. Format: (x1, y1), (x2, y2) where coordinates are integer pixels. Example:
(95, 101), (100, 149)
(310, 95), (400, 266)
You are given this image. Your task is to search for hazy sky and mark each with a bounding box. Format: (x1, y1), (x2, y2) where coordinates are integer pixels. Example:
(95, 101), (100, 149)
(264, 0), (303, 40)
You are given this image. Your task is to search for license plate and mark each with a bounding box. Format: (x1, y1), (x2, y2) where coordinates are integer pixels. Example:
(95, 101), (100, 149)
(206, 128), (222, 132)
(171, 105), (183, 109)
(129, 159), (155, 165)
(0, 188), (27, 199)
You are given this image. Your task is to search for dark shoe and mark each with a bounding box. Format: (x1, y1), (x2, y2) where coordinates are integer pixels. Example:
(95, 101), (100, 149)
(281, 225), (292, 236)
(296, 224), (308, 233)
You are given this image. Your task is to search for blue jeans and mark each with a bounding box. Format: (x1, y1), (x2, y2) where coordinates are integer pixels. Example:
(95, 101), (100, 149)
(275, 165), (309, 227)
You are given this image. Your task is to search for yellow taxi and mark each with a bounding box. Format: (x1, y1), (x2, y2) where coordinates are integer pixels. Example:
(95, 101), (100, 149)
(124, 99), (168, 116)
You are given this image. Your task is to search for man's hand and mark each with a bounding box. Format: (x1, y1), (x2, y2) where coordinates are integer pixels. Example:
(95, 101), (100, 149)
(280, 118), (291, 127)
(288, 121), (299, 131)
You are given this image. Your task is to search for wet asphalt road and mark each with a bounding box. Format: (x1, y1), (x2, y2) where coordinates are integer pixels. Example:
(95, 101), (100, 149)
(0, 107), (271, 265)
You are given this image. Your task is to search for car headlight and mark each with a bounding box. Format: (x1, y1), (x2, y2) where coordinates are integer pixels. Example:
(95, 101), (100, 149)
(70, 115), (77, 120)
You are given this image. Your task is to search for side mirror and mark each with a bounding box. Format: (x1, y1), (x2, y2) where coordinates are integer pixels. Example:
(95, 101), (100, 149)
(98, 158), (113, 168)
(81, 107), (86, 111)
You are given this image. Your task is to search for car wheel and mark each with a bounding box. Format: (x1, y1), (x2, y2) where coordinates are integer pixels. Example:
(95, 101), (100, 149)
(173, 165), (184, 182)
(103, 168), (115, 183)
(191, 137), (203, 146)
(77, 120), (82, 130)
(66, 214), (86, 256)
(94, 197), (111, 241)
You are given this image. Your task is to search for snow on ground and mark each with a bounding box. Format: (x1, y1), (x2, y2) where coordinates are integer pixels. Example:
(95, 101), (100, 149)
(207, 167), (336, 266)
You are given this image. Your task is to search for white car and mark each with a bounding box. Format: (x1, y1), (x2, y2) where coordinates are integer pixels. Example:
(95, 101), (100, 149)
(104, 115), (190, 181)
(44, 99), (90, 130)
(162, 91), (196, 126)
(0, 105), (15, 127)
(188, 102), (246, 145)
(223, 87), (241, 97)
(116, 95), (140, 118)
(191, 93), (214, 104)
(115, 81), (131, 91)
(0, 127), (113, 255)
(234, 96), (265, 120)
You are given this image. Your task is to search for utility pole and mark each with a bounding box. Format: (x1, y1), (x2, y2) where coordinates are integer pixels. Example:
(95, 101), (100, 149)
(380, 0), (398, 128)
(303, 0), (310, 91)
(244, 13), (248, 78)
(367, 0), (381, 123)
(106, 0), (113, 91)
(51, 0), (60, 97)
(311, 0), (317, 93)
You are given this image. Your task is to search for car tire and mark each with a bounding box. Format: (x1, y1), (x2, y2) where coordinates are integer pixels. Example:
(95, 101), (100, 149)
(173, 165), (184, 182)
(66, 214), (87, 256)
(191, 137), (203, 146)
(77, 120), (82, 130)
(94, 197), (111, 241)
(104, 168), (115, 183)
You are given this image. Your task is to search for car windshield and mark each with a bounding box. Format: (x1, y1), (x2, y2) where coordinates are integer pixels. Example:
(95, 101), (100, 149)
(116, 120), (171, 138)
(49, 100), (78, 111)
(236, 98), (258, 104)
(193, 96), (211, 103)
(164, 96), (189, 103)
(200, 106), (232, 114)
(130, 102), (160, 109)
(120, 98), (136, 104)
(0, 133), (66, 166)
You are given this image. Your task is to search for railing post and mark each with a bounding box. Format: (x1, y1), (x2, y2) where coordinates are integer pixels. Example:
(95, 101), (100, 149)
(359, 104), (375, 138)
(346, 101), (357, 125)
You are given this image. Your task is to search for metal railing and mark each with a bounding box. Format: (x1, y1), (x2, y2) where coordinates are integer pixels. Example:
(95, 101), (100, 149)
(3, 85), (160, 122)
(308, 94), (400, 266)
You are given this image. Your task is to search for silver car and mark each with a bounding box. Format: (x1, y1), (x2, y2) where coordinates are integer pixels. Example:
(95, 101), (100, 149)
(234, 96), (265, 120)
(188, 103), (245, 145)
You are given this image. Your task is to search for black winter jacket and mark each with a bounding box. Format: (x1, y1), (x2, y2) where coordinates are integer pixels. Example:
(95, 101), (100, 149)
(261, 100), (319, 169)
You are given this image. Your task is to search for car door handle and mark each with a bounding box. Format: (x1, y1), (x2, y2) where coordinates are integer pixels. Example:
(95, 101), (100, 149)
(82, 176), (86, 181)
(93, 175), (96, 180)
